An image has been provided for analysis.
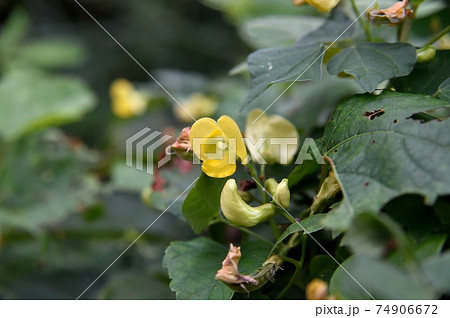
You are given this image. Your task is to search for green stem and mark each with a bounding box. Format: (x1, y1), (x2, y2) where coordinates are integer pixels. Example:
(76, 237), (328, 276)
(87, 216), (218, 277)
(270, 219), (281, 239)
(422, 25), (450, 48)
(282, 256), (301, 267)
(277, 207), (296, 224)
(247, 164), (266, 201)
(350, 0), (372, 41)
(276, 234), (307, 299)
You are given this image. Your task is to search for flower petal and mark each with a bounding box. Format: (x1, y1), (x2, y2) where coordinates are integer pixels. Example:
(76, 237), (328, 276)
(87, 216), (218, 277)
(190, 118), (221, 159)
(202, 152), (236, 178)
(217, 115), (247, 162)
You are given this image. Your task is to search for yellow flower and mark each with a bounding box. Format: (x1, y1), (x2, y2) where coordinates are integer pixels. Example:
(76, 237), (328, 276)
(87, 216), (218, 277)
(110, 79), (147, 118)
(293, 0), (340, 13)
(190, 116), (247, 178)
(245, 109), (299, 165)
(174, 93), (218, 123)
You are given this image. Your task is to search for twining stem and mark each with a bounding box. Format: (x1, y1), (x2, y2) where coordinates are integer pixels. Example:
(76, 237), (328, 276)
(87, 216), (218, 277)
(350, 0), (372, 41)
(276, 234), (307, 299)
(422, 25), (450, 48)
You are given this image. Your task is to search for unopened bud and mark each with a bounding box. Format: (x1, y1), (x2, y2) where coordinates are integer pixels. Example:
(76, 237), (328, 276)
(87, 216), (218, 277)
(264, 178), (279, 196)
(265, 178), (291, 209)
(274, 178), (290, 210)
(306, 278), (329, 300)
(221, 179), (276, 227)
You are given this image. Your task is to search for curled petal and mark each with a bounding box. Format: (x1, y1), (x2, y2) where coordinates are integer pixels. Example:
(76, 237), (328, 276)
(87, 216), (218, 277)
(217, 115), (248, 162)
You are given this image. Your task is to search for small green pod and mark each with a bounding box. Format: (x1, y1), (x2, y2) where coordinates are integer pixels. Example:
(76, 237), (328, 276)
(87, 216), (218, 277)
(416, 46), (436, 64)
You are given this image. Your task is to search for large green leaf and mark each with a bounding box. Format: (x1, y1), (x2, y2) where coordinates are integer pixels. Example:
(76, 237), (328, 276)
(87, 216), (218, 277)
(422, 252), (450, 294)
(182, 173), (227, 234)
(163, 237), (271, 299)
(320, 92), (450, 231)
(241, 43), (323, 109)
(0, 70), (96, 141)
(11, 39), (87, 70)
(327, 42), (417, 92)
(270, 214), (326, 255)
(391, 50), (450, 95)
(297, 10), (355, 45)
(329, 255), (435, 299)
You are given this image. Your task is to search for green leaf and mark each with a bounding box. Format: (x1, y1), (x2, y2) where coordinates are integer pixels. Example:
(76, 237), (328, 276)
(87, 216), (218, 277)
(0, 130), (100, 233)
(327, 42), (417, 92)
(309, 255), (338, 282)
(436, 78), (450, 102)
(341, 213), (396, 258)
(12, 39), (87, 70)
(241, 43), (323, 110)
(413, 235), (447, 261)
(241, 15), (324, 48)
(182, 173), (227, 234)
(0, 70), (96, 141)
(330, 255), (435, 299)
(288, 155), (320, 188)
(0, 7), (29, 52)
(270, 214), (326, 255)
(163, 237), (272, 299)
(320, 91), (450, 231)
(297, 10), (355, 45)
(423, 252), (450, 294)
(391, 50), (450, 95)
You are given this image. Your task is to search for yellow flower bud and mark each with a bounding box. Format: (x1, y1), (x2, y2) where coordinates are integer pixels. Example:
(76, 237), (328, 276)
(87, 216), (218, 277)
(265, 178), (291, 209)
(174, 93), (218, 123)
(274, 178), (290, 210)
(110, 79), (147, 118)
(264, 178), (279, 196)
(221, 179), (276, 227)
(306, 278), (329, 300)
